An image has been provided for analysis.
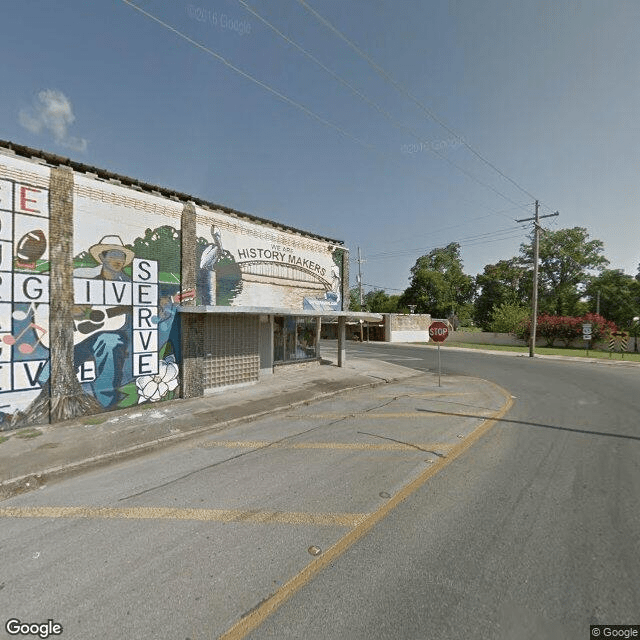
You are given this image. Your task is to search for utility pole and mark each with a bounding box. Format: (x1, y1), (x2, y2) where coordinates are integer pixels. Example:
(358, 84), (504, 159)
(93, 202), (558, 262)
(357, 247), (364, 342)
(357, 247), (364, 310)
(596, 290), (601, 316)
(516, 202), (559, 357)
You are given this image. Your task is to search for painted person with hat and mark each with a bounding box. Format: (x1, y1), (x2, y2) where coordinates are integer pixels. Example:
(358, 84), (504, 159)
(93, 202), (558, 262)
(72, 235), (135, 408)
(89, 235), (135, 281)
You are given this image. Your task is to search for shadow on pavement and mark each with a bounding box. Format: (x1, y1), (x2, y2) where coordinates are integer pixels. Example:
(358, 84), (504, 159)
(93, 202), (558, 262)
(415, 407), (640, 443)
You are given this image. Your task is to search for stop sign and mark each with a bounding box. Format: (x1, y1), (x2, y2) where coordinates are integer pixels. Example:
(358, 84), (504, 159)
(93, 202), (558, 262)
(429, 321), (449, 342)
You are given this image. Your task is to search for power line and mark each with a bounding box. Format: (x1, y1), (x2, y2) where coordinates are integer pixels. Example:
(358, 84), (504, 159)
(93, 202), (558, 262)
(376, 206), (531, 251)
(235, 0), (531, 220)
(295, 0), (542, 206)
(356, 232), (527, 261)
(362, 224), (528, 260)
(360, 282), (405, 292)
(121, 0), (531, 232)
(120, 0), (381, 156)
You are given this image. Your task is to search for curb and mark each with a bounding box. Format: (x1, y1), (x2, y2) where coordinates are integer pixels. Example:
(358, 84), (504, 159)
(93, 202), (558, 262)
(0, 372), (422, 501)
(347, 340), (640, 367)
(433, 344), (640, 366)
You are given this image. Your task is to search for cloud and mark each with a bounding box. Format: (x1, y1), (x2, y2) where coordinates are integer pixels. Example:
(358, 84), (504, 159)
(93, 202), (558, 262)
(19, 89), (88, 152)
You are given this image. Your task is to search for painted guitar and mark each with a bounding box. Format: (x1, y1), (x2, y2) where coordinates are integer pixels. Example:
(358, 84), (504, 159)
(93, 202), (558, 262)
(73, 305), (130, 338)
(31, 289), (195, 349)
(33, 304), (130, 348)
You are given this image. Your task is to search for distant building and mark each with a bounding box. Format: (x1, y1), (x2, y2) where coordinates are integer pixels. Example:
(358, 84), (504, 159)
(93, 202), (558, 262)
(321, 313), (431, 343)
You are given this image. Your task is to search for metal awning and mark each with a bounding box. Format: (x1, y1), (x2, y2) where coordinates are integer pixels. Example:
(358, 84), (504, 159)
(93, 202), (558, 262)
(178, 305), (383, 323)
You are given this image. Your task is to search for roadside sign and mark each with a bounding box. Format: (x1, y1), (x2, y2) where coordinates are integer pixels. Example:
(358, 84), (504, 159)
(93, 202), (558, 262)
(429, 321), (449, 343)
(609, 331), (629, 358)
(428, 321), (449, 387)
(582, 323), (592, 335)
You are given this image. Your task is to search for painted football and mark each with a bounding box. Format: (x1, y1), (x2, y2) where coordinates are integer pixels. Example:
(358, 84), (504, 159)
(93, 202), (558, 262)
(16, 229), (47, 262)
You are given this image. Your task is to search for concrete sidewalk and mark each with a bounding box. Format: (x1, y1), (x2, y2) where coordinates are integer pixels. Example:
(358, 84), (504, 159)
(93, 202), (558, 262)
(0, 356), (422, 499)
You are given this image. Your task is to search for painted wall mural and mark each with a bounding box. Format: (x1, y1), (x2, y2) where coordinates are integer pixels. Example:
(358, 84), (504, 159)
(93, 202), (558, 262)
(0, 175), (50, 428)
(0, 148), (347, 426)
(73, 179), (187, 411)
(195, 207), (343, 311)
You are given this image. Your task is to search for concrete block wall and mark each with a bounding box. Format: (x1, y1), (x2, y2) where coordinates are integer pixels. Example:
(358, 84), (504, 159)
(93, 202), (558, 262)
(384, 313), (431, 343)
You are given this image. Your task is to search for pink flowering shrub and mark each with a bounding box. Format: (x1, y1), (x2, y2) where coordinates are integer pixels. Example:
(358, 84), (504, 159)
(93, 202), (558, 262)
(514, 313), (617, 347)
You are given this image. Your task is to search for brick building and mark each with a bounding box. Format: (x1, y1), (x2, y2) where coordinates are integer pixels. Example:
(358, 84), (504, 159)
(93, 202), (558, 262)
(0, 141), (378, 430)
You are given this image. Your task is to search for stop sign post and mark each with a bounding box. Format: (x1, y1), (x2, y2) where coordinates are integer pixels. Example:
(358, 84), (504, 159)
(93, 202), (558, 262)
(428, 321), (450, 386)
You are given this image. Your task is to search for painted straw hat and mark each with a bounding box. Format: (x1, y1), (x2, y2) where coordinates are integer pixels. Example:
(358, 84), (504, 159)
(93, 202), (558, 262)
(89, 235), (135, 266)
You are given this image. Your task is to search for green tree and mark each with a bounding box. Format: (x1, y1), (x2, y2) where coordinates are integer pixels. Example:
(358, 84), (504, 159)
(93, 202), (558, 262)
(474, 258), (527, 330)
(399, 243), (475, 319)
(350, 288), (402, 313)
(349, 287), (362, 311)
(363, 290), (400, 313)
(488, 302), (530, 334)
(585, 269), (640, 327)
(519, 227), (609, 316)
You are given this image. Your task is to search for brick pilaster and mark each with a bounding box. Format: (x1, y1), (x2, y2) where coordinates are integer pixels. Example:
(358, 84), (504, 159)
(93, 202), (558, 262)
(180, 201), (204, 398)
(49, 165), (101, 421)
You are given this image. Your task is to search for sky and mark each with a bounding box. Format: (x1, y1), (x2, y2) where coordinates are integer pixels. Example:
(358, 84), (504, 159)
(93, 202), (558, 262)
(2, 0), (639, 294)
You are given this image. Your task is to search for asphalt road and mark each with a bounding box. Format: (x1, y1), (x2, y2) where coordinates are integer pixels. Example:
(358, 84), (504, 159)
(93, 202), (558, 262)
(258, 341), (638, 640)
(1, 343), (639, 640)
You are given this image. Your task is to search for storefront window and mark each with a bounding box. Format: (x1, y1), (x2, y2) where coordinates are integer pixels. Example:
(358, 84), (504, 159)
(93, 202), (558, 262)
(295, 318), (317, 359)
(273, 316), (318, 363)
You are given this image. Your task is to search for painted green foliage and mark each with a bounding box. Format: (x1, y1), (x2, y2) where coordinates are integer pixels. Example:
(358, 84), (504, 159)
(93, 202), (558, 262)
(126, 226), (181, 284)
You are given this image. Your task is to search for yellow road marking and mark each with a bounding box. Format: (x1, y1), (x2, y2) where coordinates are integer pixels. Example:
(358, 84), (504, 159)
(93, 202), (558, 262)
(378, 392), (473, 398)
(219, 382), (513, 640)
(285, 410), (494, 419)
(198, 440), (454, 452)
(0, 506), (367, 528)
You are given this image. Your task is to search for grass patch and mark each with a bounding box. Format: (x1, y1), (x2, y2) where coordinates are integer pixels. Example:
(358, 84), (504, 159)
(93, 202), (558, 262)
(429, 342), (640, 361)
(14, 428), (43, 439)
(0, 435), (9, 444)
(83, 416), (107, 426)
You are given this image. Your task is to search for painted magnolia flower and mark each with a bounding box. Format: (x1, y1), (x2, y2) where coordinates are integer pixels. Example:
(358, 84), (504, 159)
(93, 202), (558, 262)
(136, 356), (179, 403)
